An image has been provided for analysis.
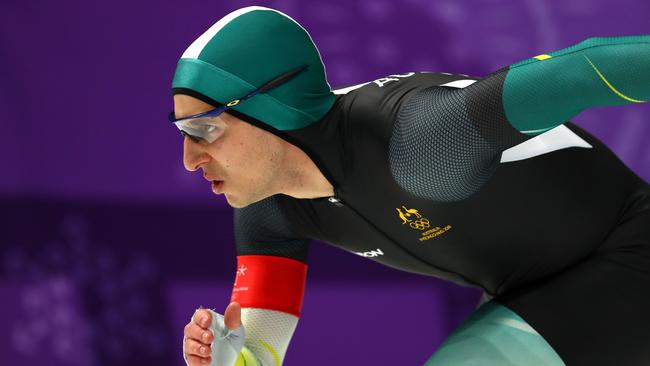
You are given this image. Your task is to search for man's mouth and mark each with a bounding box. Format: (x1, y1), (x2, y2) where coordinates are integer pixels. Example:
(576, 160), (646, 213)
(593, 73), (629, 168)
(211, 180), (224, 194)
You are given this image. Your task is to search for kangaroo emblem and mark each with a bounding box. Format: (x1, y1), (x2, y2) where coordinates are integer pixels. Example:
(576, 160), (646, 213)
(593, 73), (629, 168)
(396, 206), (422, 224)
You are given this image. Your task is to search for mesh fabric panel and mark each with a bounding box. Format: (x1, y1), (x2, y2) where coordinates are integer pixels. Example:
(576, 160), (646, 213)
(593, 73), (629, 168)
(389, 73), (527, 202)
(234, 195), (309, 263)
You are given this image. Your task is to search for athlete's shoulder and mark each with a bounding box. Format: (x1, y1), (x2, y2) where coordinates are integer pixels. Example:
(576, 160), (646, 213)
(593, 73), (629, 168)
(332, 71), (479, 118)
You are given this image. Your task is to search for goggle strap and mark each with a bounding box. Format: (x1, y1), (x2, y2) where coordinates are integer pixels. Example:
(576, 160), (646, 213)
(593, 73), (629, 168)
(258, 64), (309, 94)
(230, 64), (308, 106)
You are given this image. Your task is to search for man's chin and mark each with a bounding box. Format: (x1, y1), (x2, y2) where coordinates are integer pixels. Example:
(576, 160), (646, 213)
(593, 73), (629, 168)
(223, 192), (251, 208)
(224, 192), (267, 208)
(223, 193), (240, 208)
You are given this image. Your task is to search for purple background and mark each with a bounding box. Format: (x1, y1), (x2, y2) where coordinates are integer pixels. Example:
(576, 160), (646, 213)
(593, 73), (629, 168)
(1, 0), (649, 365)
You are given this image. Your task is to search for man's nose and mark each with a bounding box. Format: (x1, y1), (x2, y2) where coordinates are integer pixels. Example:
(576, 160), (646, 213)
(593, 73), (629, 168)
(183, 137), (210, 172)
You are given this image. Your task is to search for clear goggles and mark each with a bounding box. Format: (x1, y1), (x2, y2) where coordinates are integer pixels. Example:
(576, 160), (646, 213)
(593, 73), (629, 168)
(169, 110), (228, 144)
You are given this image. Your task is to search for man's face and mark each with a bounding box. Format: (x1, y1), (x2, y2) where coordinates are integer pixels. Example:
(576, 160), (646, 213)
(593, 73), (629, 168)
(174, 94), (286, 208)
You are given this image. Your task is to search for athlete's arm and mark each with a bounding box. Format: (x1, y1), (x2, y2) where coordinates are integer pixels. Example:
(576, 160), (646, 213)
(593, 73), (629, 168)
(487, 35), (650, 135)
(388, 35), (649, 202)
(230, 196), (310, 366)
(183, 196), (308, 366)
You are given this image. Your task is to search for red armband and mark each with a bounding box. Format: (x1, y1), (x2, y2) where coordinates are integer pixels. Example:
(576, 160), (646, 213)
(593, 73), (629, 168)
(230, 255), (307, 317)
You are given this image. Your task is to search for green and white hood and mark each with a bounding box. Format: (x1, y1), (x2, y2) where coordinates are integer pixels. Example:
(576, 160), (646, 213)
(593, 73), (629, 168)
(172, 6), (335, 131)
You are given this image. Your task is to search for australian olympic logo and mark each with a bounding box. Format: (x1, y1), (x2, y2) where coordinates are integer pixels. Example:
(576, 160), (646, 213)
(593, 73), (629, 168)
(395, 205), (452, 242)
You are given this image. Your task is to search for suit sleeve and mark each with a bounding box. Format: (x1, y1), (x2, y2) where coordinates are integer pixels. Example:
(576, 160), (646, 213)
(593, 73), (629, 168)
(497, 35), (650, 135)
(231, 195), (309, 366)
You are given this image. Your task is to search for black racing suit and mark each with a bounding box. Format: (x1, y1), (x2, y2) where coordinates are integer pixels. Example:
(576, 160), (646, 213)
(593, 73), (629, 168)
(231, 68), (650, 365)
(229, 34), (650, 365)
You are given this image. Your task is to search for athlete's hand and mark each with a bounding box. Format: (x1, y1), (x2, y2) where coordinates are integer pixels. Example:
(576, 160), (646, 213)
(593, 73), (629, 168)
(183, 302), (242, 365)
(183, 308), (215, 365)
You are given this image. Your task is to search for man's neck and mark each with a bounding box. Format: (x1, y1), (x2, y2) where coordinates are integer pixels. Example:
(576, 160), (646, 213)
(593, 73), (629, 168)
(278, 141), (334, 199)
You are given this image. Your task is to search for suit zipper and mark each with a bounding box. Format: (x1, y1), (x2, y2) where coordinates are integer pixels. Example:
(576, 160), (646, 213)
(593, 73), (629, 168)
(327, 187), (345, 207)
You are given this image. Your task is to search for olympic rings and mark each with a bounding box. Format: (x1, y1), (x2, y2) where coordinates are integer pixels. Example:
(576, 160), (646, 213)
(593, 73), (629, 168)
(409, 218), (430, 230)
